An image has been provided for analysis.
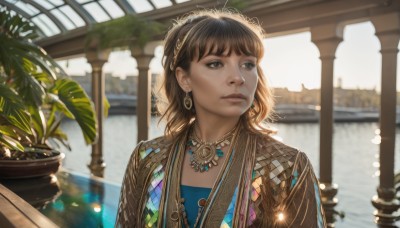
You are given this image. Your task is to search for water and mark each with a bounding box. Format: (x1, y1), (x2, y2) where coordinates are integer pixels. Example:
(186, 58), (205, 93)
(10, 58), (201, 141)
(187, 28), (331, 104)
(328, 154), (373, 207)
(61, 115), (400, 228)
(40, 171), (120, 227)
(1, 170), (120, 227)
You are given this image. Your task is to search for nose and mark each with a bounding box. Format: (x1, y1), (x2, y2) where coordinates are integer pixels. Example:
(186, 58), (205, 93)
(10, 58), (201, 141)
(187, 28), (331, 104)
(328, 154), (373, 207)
(229, 66), (245, 85)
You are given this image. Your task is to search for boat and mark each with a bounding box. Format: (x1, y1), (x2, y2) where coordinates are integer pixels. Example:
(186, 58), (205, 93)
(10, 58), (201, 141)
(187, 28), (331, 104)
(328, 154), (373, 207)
(274, 104), (379, 123)
(107, 94), (137, 115)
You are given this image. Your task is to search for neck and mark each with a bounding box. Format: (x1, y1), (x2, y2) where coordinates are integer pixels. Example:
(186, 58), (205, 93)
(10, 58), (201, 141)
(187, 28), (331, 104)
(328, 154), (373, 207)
(194, 115), (240, 143)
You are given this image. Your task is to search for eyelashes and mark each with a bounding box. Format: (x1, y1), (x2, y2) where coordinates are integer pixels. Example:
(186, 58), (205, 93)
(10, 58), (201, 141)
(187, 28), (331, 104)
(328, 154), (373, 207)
(206, 61), (223, 69)
(205, 60), (256, 70)
(241, 62), (256, 70)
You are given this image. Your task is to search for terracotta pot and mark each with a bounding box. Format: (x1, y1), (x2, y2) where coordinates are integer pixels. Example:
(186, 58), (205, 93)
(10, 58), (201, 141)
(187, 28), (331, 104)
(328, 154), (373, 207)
(0, 152), (65, 179)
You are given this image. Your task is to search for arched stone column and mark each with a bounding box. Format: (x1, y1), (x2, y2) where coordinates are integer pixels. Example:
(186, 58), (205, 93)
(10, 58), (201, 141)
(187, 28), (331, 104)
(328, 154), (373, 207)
(131, 41), (160, 142)
(311, 22), (344, 227)
(370, 12), (400, 226)
(86, 48), (110, 177)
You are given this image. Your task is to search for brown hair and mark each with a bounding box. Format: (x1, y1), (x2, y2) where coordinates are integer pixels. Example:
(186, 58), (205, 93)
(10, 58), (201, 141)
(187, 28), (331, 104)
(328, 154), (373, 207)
(157, 9), (274, 137)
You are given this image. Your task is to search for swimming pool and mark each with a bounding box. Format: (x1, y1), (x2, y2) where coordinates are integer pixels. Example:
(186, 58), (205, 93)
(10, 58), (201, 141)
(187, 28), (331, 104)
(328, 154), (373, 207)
(1, 170), (121, 227)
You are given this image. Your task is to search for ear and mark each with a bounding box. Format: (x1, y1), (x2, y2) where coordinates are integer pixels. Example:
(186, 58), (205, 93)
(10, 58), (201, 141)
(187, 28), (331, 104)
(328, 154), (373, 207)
(175, 67), (192, 92)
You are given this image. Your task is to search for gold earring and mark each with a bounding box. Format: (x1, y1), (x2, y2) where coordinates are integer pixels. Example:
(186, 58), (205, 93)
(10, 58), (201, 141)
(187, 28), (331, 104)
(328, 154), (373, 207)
(183, 92), (193, 110)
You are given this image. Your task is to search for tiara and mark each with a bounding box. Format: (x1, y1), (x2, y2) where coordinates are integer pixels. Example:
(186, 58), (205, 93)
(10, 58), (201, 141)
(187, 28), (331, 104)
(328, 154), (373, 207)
(169, 25), (195, 71)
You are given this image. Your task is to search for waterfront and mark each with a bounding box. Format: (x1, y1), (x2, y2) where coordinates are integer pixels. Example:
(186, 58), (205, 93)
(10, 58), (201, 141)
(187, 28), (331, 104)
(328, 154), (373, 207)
(61, 115), (400, 227)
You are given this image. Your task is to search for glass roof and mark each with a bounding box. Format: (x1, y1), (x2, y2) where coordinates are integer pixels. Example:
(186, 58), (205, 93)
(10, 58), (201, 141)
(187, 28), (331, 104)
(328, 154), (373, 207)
(0, 0), (192, 38)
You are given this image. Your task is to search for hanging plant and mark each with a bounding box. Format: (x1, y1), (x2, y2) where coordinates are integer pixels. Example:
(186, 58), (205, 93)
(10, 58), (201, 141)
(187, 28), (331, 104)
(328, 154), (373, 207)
(86, 14), (165, 49)
(223, 0), (248, 10)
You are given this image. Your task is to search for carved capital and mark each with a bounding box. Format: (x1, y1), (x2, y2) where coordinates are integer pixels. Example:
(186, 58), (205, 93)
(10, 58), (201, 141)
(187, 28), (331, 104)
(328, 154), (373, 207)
(371, 12), (400, 53)
(311, 23), (344, 59)
(130, 41), (161, 70)
(86, 48), (111, 71)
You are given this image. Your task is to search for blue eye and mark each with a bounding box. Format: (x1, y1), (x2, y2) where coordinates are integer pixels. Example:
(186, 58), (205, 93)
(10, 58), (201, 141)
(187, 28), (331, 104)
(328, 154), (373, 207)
(206, 61), (223, 68)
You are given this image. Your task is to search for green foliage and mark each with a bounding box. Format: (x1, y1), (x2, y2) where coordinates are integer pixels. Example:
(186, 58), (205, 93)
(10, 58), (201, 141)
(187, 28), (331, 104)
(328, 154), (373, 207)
(0, 84), (32, 134)
(0, 126), (25, 152)
(0, 9), (98, 157)
(86, 14), (165, 49)
(50, 79), (98, 145)
(224, 0), (248, 11)
(0, 9), (37, 40)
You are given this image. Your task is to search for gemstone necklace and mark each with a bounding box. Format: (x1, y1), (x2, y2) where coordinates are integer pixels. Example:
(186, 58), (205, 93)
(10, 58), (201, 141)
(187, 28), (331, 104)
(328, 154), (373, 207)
(187, 126), (235, 172)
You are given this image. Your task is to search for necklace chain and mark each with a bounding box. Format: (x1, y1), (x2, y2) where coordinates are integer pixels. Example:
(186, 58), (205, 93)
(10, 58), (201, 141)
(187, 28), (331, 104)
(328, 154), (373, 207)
(188, 124), (236, 172)
(177, 123), (240, 227)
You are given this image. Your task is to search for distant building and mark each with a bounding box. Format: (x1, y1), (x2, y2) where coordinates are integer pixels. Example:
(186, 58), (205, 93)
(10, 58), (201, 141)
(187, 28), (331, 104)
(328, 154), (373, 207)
(274, 85), (380, 109)
(71, 74), (400, 109)
(70, 73), (161, 97)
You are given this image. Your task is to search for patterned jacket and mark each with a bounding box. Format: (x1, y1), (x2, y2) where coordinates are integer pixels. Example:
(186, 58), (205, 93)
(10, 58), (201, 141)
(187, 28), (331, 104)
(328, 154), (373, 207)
(116, 129), (326, 228)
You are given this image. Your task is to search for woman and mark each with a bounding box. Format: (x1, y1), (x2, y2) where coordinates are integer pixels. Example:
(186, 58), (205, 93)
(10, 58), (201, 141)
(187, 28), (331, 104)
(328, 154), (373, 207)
(116, 9), (326, 228)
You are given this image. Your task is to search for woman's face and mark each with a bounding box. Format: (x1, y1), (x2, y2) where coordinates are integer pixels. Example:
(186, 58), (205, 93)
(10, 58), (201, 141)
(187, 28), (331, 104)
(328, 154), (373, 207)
(178, 51), (259, 120)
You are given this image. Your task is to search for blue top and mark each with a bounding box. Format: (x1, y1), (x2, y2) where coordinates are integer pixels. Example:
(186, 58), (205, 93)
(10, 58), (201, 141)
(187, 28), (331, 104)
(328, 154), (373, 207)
(180, 185), (212, 227)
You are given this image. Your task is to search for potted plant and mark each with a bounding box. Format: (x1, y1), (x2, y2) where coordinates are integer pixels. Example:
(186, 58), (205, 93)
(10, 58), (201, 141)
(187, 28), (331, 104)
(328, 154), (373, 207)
(0, 9), (98, 178)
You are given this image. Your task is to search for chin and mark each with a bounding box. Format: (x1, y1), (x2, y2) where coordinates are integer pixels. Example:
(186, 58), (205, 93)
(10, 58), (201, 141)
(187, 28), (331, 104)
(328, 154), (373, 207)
(218, 108), (248, 118)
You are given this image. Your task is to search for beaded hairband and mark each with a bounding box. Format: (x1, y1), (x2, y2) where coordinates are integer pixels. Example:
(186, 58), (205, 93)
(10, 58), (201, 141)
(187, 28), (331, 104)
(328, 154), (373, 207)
(169, 20), (196, 71)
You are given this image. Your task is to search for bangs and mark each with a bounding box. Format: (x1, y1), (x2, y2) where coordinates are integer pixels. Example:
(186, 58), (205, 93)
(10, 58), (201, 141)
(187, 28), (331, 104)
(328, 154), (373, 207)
(186, 17), (264, 62)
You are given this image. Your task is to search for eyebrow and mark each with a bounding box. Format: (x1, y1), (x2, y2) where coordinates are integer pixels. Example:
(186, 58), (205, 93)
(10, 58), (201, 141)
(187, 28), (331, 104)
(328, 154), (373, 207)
(202, 53), (257, 58)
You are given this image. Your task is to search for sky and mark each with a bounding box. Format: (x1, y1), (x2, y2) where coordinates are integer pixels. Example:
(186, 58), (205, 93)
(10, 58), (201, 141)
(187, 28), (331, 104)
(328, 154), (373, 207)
(57, 21), (400, 92)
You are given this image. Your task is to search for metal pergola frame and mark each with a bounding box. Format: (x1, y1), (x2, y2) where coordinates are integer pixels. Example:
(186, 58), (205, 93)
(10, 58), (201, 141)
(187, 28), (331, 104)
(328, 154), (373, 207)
(1, 1), (400, 226)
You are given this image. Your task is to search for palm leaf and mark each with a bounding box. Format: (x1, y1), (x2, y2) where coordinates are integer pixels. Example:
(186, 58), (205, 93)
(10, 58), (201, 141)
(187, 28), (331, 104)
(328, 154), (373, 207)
(0, 37), (47, 106)
(104, 97), (110, 117)
(0, 126), (24, 152)
(1, 10), (97, 153)
(42, 109), (66, 149)
(8, 36), (67, 80)
(51, 78), (98, 144)
(0, 21), (66, 107)
(46, 93), (74, 119)
(0, 133), (24, 152)
(27, 106), (47, 145)
(47, 126), (71, 151)
(0, 125), (19, 138)
(0, 9), (38, 40)
(0, 84), (32, 134)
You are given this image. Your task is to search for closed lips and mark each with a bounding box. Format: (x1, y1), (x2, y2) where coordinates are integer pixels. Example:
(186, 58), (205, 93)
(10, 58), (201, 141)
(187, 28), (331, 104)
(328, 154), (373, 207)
(222, 94), (246, 99)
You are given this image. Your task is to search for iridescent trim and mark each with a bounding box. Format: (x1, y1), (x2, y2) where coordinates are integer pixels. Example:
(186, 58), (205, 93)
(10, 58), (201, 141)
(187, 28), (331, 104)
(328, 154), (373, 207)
(314, 182), (324, 228)
(221, 187), (239, 228)
(236, 141), (257, 227)
(140, 146), (162, 160)
(143, 165), (165, 227)
(198, 148), (237, 226)
(248, 163), (263, 225)
(290, 170), (299, 189)
(251, 177), (262, 201)
(247, 204), (256, 226)
(248, 176), (262, 226)
(162, 143), (181, 228)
